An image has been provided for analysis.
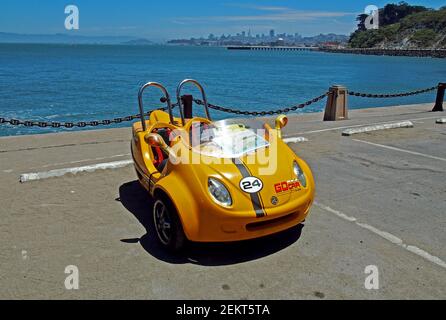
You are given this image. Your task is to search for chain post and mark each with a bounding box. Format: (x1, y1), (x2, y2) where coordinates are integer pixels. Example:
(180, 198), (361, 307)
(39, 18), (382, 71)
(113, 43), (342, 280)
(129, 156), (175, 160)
(181, 95), (194, 119)
(432, 83), (445, 112)
(324, 85), (348, 121)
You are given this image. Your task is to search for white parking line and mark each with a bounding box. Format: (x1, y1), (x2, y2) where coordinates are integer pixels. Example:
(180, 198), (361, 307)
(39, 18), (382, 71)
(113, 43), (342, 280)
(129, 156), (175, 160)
(20, 160), (133, 183)
(28, 153), (131, 170)
(283, 137), (308, 144)
(286, 115), (440, 136)
(342, 121), (413, 136)
(352, 139), (446, 162)
(314, 202), (446, 269)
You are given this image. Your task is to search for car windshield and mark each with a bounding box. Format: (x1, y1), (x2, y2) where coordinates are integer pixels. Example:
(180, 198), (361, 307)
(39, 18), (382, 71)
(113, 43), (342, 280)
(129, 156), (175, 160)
(189, 119), (270, 158)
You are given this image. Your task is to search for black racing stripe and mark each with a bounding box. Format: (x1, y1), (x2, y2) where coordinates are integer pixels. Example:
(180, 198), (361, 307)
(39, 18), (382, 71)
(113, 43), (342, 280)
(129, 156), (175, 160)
(232, 158), (266, 218)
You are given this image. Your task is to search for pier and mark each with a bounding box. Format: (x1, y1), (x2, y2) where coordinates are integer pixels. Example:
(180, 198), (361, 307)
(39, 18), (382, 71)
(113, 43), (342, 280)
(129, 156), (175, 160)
(227, 45), (319, 51)
(0, 102), (445, 299)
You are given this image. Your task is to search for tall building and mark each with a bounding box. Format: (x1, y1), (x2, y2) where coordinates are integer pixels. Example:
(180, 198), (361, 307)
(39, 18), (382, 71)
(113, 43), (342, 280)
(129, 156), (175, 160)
(269, 29), (275, 38)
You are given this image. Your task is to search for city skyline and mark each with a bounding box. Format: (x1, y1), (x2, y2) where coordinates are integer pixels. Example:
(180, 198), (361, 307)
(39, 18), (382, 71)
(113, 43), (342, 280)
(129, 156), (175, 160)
(1, 0), (445, 41)
(167, 28), (349, 47)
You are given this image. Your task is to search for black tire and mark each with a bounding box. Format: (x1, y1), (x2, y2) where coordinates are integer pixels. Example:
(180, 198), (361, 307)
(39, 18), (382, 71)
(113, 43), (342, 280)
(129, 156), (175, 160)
(152, 196), (186, 252)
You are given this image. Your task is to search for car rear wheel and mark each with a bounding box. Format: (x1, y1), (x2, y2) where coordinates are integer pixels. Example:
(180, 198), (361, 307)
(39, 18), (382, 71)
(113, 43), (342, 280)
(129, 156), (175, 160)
(153, 197), (186, 251)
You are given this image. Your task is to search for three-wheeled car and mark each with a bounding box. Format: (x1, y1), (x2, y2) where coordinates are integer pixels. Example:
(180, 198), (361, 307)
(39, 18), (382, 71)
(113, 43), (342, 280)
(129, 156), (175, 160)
(131, 79), (315, 250)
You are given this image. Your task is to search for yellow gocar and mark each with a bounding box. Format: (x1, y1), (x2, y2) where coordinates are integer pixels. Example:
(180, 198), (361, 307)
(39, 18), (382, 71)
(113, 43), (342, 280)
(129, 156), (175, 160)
(131, 79), (315, 251)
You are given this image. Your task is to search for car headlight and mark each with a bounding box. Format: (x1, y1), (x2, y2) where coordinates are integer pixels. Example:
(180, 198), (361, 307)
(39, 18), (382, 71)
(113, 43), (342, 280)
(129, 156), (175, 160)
(293, 161), (307, 188)
(208, 178), (232, 207)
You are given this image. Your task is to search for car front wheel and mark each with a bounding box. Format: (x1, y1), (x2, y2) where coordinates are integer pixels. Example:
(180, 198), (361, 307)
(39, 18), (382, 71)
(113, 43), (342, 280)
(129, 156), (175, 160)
(153, 197), (186, 252)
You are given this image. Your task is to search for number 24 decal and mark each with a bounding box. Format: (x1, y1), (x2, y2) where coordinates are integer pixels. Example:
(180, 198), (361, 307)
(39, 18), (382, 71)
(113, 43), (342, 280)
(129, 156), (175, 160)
(240, 177), (263, 193)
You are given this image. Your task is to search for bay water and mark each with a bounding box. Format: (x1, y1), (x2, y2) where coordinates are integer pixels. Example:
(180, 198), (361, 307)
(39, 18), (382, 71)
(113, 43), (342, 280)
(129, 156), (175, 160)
(0, 44), (444, 136)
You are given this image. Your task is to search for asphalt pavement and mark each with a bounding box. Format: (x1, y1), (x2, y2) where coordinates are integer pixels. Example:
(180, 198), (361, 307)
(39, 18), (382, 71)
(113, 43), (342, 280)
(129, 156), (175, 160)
(0, 102), (445, 299)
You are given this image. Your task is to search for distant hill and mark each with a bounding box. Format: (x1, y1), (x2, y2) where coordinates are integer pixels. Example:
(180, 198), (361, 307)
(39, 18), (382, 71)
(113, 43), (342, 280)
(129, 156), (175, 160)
(349, 2), (446, 49)
(0, 32), (153, 45)
(301, 33), (349, 45)
(121, 38), (154, 45)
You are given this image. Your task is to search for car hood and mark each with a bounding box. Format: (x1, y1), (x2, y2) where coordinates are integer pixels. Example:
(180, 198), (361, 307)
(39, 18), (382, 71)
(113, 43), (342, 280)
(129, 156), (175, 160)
(199, 149), (298, 211)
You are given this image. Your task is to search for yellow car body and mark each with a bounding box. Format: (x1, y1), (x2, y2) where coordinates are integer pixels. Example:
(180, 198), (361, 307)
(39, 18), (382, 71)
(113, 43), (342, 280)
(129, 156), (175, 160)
(131, 80), (315, 249)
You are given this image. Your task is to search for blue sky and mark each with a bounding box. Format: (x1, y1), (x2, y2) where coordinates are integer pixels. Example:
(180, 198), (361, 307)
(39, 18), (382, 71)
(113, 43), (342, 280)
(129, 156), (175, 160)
(0, 1), (444, 40)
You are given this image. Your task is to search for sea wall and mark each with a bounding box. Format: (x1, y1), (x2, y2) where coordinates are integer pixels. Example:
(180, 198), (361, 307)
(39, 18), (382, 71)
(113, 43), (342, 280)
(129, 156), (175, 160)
(320, 48), (446, 58)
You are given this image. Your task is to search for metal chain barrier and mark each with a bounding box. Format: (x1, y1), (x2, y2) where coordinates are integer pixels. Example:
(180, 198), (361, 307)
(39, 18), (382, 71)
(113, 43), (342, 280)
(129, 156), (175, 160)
(0, 92), (329, 128)
(0, 104), (175, 129)
(1, 111), (147, 128)
(193, 92), (329, 116)
(348, 85), (438, 98)
(0, 84), (439, 128)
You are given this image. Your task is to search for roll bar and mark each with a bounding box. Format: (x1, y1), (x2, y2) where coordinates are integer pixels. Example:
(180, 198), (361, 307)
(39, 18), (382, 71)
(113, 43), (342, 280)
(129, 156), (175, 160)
(138, 82), (174, 131)
(176, 79), (212, 126)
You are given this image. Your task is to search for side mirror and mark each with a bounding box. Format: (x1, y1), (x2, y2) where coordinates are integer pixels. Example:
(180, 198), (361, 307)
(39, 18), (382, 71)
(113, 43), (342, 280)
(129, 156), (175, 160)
(145, 133), (178, 161)
(275, 115), (288, 138)
(144, 133), (168, 150)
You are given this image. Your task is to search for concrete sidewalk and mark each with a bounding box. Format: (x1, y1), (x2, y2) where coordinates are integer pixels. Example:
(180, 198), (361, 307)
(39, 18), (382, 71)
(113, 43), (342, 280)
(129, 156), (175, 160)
(0, 102), (445, 299)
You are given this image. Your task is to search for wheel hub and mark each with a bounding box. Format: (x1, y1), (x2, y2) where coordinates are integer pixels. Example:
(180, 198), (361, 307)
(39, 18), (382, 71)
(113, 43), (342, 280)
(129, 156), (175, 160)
(154, 200), (172, 245)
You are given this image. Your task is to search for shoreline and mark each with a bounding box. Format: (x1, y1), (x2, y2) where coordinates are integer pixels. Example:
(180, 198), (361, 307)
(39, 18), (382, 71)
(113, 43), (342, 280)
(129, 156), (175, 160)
(225, 45), (446, 58)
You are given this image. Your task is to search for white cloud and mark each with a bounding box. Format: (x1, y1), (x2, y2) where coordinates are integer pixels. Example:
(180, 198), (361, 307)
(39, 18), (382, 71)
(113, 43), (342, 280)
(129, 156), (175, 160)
(251, 6), (290, 11)
(173, 10), (355, 24)
(224, 3), (291, 11)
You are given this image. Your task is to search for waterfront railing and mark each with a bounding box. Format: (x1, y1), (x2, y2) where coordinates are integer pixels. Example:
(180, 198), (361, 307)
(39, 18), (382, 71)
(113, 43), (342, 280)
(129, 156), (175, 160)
(0, 83), (444, 128)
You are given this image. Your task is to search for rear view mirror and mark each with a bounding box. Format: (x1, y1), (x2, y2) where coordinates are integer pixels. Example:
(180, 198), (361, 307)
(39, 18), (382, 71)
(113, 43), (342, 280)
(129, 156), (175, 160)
(275, 115), (288, 138)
